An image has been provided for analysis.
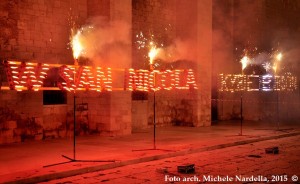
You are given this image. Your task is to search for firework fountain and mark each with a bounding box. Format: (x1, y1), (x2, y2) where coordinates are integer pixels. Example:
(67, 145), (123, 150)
(218, 49), (298, 134)
(70, 28), (80, 161)
(149, 44), (158, 149)
(238, 52), (282, 135)
(44, 27), (116, 167)
(274, 52), (282, 130)
(133, 41), (172, 152)
(239, 55), (249, 136)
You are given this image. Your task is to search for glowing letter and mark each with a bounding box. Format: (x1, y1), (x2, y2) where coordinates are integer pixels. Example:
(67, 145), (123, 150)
(4, 61), (49, 91)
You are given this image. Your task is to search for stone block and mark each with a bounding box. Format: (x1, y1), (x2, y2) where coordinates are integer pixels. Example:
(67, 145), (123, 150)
(54, 0), (61, 8)
(66, 131), (74, 138)
(163, 117), (172, 123)
(0, 129), (14, 137)
(17, 21), (26, 29)
(3, 121), (17, 129)
(0, 10), (8, 17)
(97, 109), (109, 116)
(32, 4), (40, 10)
(13, 128), (23, 136)
(44, 130), (58, 139)
(96, 123), (107, 132)
(80, 111), (88, 116)
(39, 5), (46, 12)
(99, 131), (115, 137)
(121, 128), (131, 135)
(0, 136), (21, 144)
(88, 121), (97, 130)
(110, 120), (121, 131)
(90, 109), (97, 115)
(34, 133), (43, 140)
(35, 117), (43, 125)
(123, 114), (131, 122)
(58, 129), (66, 138)
(13, 136), (22, 143)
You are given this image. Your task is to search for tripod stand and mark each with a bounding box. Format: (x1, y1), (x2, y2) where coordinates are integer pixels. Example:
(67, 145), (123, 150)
(44, 92), (116, 168)
(132, 91), (172, 152)
(239, 91), (243, 136)
(132, 69), (173, 152)
(274, 89), (290, 132)
(229, 75), (246, 137)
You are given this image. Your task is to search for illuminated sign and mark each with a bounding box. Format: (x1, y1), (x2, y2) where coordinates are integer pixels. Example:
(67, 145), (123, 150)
(4, 61), (50, 91)
(2, 61), (198, 92)
(3, 61), (297, 92)
(124, 69), (197, 91)
(58, 65), (112, 92)
(219, 74), (298, 92)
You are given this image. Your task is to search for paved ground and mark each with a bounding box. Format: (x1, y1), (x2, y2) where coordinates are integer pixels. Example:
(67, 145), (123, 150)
(41, 135), (300, 184)
(0, 121), (299, 183)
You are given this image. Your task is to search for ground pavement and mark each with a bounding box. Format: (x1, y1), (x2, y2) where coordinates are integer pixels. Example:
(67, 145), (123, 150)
(41, 135), (300, 184)
(0, 121), (299, 183)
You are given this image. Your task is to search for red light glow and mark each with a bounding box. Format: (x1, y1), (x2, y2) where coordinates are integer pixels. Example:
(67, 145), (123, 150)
(3, 61), (198, 92)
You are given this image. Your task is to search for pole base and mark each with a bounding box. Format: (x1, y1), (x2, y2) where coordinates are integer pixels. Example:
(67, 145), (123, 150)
(132, 148), (174, 152)
(43, 155), (116, 168)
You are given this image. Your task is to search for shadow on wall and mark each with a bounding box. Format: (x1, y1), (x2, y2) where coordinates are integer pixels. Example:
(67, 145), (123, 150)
(0, 104), (93, 145)
(147, 94), (197, 127)
(0, 106), (42, 144)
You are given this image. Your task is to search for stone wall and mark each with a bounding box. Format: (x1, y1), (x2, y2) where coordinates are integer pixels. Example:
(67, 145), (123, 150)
(131, 0), (177, 130)
(0, 91), (43, 143)
(132, 100), (148, 131)
(0, 0), (18, 60)
(195, 0), (212, 126)
(74, 91), (132, 136)
(0, 0), (87, 63)
(131, 0), (212, 130)
(132, 0), (176, 69)
(218, 91), (300, 123)
(0, 0), (87, 144)
(0, 0), (214, 144)
(43, 104), (68, 138)
(77, 0), (133, 136)
(148, 90), (198, 127)
(87, 0), (110, 18)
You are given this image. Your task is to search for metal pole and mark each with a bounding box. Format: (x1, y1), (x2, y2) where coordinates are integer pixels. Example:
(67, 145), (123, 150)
(73, 93), (76, 160)
(150, 64), (157, 149)
(240, 73), (244, 136)
(277, 90), (279, 130)
(240, 93), (243, 135)
(153, 91), (156, 149)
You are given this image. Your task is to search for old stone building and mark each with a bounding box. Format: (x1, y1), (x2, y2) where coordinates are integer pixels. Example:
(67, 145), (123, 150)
(0, 0), (212, 144)
(1, 0), (299, 145)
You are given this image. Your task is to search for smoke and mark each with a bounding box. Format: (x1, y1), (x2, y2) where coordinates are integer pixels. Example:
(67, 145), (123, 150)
(246, 28), (300, 75)
(271, 28), (300, 75)
(249, 52), (270, 65)
(283, 47), (300, 74)
(136, 1), (200, 65)
(212, 0), (300, 76)
(73, 17), (131, 68)
(212, 0), (236, 74)
(153, 39), (198, 63)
